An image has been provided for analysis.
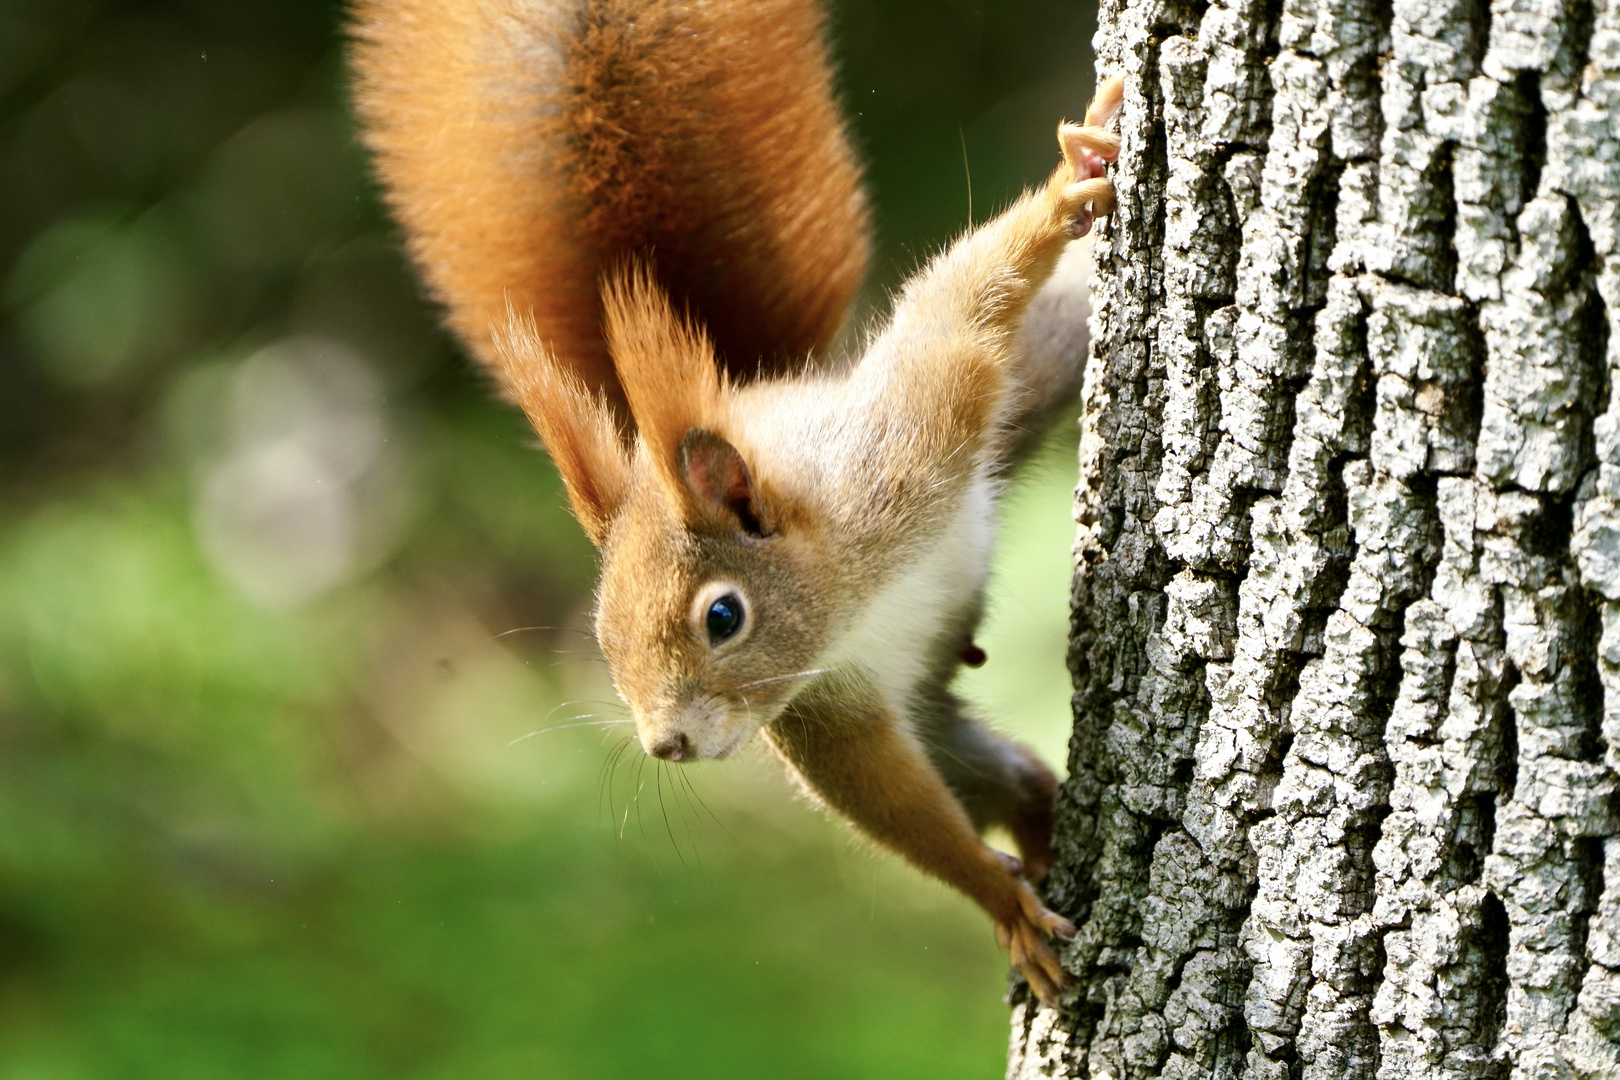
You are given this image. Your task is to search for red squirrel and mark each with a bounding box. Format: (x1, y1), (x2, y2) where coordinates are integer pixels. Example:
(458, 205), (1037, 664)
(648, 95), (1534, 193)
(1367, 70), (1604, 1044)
(350, 0), (1121, 1003)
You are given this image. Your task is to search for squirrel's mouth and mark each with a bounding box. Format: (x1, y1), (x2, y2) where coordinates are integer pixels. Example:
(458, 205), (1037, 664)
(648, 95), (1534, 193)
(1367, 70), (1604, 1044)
(637, 693), (768, 762)
(640, 727), (749, 763)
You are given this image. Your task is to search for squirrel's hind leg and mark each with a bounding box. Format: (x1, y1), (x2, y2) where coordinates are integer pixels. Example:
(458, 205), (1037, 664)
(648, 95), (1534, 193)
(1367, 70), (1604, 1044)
(913, 694), (1059, 885)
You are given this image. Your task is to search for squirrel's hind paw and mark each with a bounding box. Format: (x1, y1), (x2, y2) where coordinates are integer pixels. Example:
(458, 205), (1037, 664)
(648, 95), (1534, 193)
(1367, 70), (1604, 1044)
(1056, 75), (1123, 238)
(996, 883), (1076, 1006)
(1063, 176), (1116, 236)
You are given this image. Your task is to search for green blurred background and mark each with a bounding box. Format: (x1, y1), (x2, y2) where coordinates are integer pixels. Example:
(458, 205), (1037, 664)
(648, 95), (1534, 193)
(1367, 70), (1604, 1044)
(0, 2), (1098, 1076)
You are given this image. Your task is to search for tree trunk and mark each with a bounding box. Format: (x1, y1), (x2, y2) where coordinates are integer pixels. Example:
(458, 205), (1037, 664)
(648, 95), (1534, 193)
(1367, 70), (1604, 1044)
(1010, 0), (1620, 1075)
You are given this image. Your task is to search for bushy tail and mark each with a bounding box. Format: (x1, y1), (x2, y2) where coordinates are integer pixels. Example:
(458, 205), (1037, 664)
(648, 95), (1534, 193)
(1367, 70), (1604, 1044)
(350, 0), (871, 416)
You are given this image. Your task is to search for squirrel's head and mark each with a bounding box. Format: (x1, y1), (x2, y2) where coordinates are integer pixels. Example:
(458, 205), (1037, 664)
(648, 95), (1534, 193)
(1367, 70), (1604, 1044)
(496, 269), (835, 761)
(592, 431), (831, 760)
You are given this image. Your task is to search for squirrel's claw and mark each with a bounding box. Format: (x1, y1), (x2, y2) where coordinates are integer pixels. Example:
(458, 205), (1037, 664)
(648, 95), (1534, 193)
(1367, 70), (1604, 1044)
(1056, 74), (1124, 238)
(1065, 176), (1115, 216)
(996, 880), (1076, 1006)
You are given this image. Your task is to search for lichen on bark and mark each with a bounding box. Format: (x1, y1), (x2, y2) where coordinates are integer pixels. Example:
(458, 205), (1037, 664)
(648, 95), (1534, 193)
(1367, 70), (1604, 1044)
(1011, 0), (1620, 1075)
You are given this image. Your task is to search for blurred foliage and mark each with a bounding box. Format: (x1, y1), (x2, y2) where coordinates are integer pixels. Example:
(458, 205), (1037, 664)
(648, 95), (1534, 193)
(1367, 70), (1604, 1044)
(0, 0), (1097, 1076)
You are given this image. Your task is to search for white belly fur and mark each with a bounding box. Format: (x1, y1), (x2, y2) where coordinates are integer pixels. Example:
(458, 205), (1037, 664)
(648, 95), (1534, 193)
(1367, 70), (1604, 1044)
(820, 474), (996, 714)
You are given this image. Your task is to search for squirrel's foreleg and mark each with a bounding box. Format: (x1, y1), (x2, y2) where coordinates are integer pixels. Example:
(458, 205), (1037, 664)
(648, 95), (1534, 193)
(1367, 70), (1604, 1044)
(852, 75), (1124, 490)
(765, 691), (1075, 1004)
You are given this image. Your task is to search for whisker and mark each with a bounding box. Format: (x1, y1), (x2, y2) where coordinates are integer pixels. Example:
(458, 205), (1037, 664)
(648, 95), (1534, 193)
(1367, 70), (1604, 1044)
(544, 655), (611, 668)
(493, 625), (600, 641)
(619, 771), (640, 840)
(598, 740), (617, 824)
(631, 755), (649, 842)
(677, 766), (736, 849)
(669, 764), (704, 868)
(621, 751), (642, 840)
(656, 763), (688, 870)
(600, 734), (635, 828)
(561, 712), (615, 723)
(632, 757), (670, 887)
(731, 667), (834, 693)
(508, 718), (632, 745)
(537, 698), (628, 729)
(539, 698), (594, 724)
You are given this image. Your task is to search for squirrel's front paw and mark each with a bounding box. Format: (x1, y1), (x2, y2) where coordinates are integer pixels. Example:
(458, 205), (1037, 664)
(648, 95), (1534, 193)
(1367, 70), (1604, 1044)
(995, 880), (1076, 1006)
(1056, 74), (1124, 237)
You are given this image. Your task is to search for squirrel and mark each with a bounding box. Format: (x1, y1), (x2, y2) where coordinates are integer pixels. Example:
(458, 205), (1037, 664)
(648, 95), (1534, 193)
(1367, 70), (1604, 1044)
(349, 0), (1122, 1004)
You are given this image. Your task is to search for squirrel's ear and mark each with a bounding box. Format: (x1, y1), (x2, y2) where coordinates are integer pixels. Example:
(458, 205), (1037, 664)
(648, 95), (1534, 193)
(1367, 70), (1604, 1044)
(493, 311), (629, 547)
(602, 265), (726, 494)
(679, 429), (769, 537)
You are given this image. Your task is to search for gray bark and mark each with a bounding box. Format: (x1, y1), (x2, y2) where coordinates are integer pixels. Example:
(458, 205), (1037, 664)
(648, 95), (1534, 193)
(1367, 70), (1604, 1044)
(1010, 0), (1620, 1076)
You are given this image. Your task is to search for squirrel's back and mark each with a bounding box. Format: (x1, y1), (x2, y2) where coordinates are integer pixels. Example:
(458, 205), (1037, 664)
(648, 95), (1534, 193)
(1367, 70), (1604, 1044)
(350, 0), (871, 408)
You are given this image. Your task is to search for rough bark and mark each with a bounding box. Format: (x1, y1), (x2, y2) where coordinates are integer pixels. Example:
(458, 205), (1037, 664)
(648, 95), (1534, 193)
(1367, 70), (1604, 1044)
(1010, 0), (1620, 1076)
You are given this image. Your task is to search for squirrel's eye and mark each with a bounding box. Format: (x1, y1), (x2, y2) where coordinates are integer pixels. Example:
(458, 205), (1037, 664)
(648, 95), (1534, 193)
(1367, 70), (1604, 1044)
(705, 593), (744, 645)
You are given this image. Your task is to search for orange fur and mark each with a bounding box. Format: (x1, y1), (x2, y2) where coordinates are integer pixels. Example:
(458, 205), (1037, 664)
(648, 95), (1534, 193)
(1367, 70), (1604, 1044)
(350, 0), (868, 414)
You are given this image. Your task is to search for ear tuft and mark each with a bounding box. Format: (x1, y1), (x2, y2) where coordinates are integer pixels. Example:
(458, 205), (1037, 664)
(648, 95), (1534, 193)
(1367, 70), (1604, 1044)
(604, 264), (726, 499)
(679, 430), (767, 537)
(493, 308), (629, 547)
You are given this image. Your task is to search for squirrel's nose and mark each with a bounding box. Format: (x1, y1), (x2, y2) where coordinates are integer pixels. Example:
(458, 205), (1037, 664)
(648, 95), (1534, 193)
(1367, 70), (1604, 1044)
(648, 732), (689, 761)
